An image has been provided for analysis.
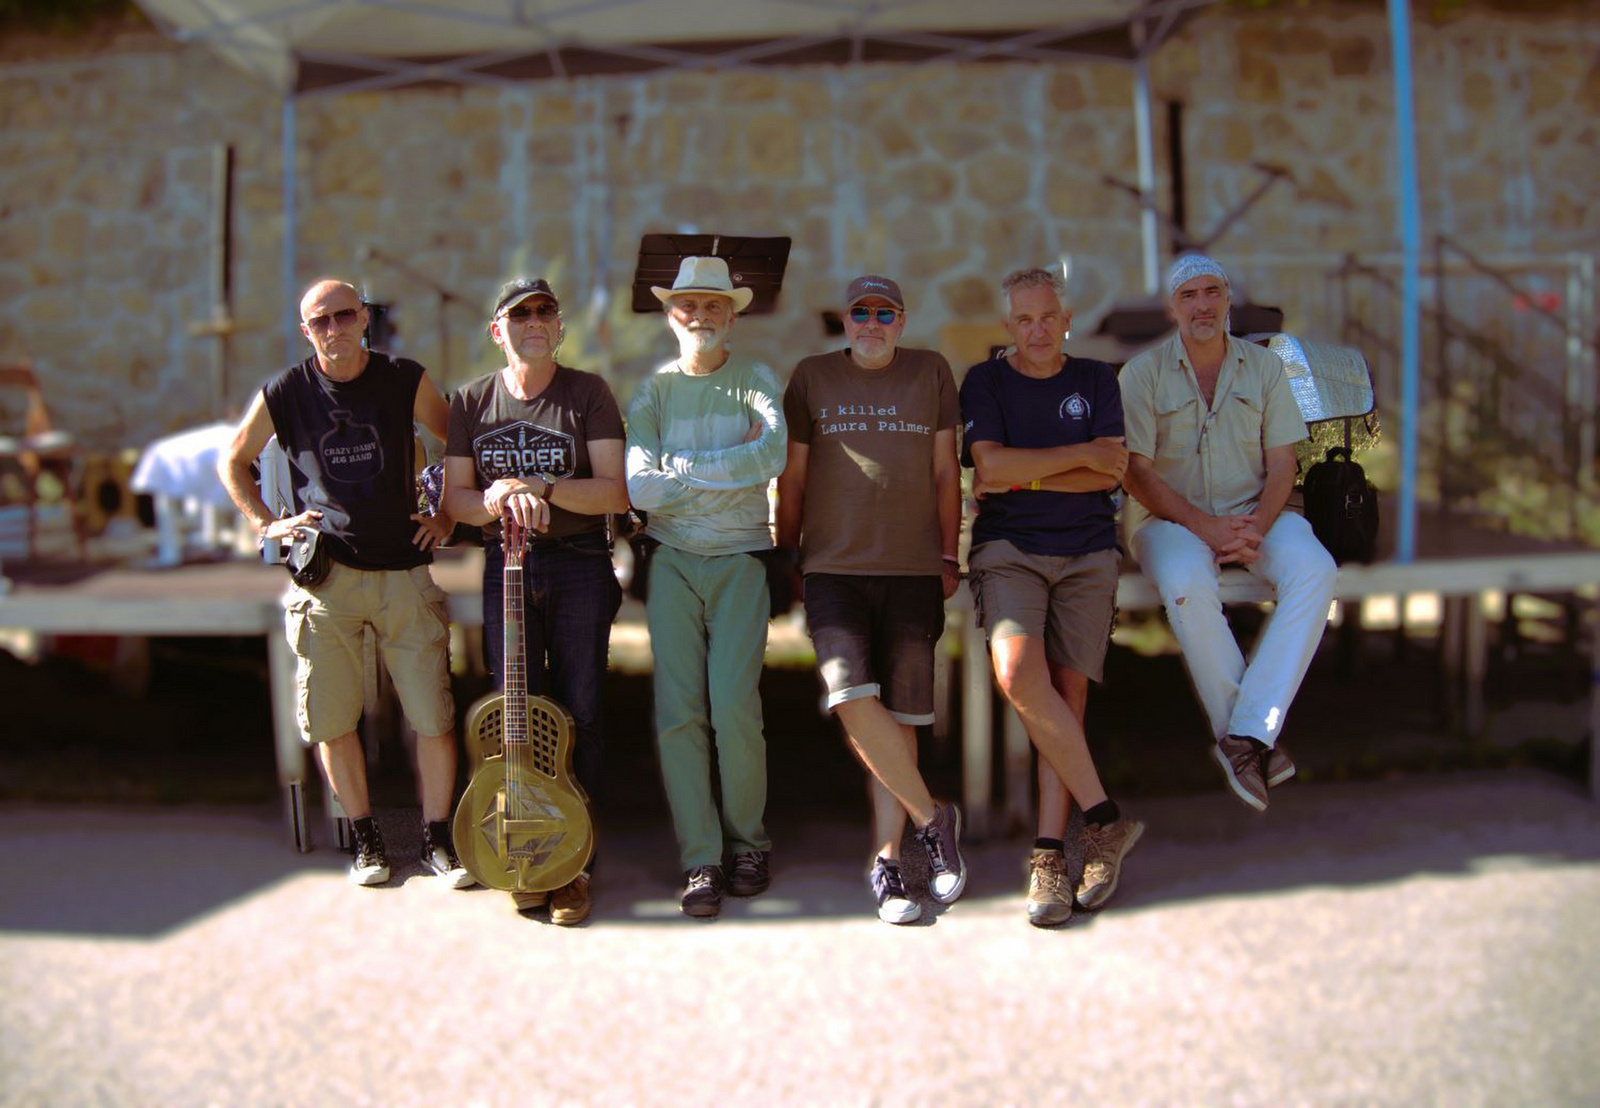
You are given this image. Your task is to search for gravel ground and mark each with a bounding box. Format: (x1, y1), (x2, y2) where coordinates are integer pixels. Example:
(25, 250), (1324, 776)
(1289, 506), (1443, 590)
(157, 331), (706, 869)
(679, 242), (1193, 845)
(3, 770), (1598, 1108)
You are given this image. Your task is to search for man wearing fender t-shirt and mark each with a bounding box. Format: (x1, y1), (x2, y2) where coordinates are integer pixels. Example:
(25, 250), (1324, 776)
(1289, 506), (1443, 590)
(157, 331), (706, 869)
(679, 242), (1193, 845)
(220, 278), (469, 891)
(443, 276), (628, 926)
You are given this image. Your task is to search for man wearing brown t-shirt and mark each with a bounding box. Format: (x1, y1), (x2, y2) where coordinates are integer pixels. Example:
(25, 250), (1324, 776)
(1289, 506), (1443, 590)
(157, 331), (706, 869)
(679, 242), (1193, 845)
(776, 274), (965, 925)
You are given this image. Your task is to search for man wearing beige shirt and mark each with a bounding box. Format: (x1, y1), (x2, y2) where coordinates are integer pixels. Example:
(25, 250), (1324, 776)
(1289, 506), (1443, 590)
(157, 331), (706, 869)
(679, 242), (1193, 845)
(1120, 254), (1336, 812)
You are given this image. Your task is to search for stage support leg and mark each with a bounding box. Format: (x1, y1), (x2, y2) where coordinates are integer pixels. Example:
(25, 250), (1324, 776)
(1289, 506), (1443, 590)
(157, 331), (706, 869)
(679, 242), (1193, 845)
(960, 595), (993, 840)
(268, 627), (312, 852)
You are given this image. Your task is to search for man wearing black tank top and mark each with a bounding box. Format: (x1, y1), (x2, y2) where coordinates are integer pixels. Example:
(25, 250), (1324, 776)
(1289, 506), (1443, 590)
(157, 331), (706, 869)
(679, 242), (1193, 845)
(220, 278), (470, 889)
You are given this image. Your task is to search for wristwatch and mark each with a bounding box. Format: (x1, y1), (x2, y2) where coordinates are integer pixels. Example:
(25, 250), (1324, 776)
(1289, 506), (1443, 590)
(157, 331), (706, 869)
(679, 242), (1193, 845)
(534, 473), (555, 499)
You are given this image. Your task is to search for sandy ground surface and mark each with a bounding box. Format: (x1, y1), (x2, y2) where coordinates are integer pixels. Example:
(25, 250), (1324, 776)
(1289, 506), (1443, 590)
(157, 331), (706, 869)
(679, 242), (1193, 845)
(3, 769), (1598, 1107)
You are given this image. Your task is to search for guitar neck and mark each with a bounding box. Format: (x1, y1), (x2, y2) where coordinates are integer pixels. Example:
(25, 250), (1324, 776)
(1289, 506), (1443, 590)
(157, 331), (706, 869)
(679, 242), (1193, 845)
(504, 541), (527, 750)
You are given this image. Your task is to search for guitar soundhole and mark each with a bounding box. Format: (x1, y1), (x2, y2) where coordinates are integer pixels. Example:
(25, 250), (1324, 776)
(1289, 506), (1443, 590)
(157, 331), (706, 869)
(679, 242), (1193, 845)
(529, 706), (562, 777)
(482, 705), (504, 759)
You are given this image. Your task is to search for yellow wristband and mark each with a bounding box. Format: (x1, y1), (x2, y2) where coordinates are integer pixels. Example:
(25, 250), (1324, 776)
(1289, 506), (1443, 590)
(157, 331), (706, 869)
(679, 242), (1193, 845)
(1030, 478), (1041, 491)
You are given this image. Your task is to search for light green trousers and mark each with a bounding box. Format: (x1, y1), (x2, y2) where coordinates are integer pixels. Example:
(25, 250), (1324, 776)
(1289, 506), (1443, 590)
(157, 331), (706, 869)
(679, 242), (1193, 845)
(646, 544), (772, 870)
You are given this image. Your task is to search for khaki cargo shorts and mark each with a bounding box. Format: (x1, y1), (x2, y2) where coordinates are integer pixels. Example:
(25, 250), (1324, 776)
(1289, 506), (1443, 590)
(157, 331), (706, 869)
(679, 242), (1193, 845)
(282, 561), (455, 744)
(968, 540), (1120, 682)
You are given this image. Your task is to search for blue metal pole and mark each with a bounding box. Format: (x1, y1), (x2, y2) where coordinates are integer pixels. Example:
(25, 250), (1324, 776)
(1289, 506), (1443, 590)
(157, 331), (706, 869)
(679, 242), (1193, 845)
(1390, 0), (1420, 562)
(282, 96), (298, 365)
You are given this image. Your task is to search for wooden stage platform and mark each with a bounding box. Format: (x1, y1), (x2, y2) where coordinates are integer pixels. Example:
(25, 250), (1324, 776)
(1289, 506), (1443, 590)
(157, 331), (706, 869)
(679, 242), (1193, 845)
(4, 522), (1600, 848)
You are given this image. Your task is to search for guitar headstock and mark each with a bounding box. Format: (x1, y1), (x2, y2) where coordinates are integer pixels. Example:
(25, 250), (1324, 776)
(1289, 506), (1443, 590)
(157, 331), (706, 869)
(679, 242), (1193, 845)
(502, 517), (531, 561)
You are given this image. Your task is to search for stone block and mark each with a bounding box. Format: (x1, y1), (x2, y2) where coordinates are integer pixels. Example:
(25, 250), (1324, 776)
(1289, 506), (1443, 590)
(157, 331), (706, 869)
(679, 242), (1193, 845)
(1330, 35), (1377, 78)
(967, 160), (1029, 207)
(1297, 167), (1355, 211)
(1048, 72), (1087, 113)
(871, 118), (919, 160)
(938, 273), (995, 319)
(890, 162), (956, 205)
(49, 209), (89, 257)
(744, 112), (800, 177)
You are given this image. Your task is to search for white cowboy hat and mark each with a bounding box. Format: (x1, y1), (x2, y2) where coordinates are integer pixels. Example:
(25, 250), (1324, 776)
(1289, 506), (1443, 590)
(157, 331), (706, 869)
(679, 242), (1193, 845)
(650, 255), (754, 312)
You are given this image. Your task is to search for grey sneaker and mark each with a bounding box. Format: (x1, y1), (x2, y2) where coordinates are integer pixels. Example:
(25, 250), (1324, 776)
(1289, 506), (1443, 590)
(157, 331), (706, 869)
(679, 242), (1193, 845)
(1212, 735), (1269, 812)
(728, 850), (770, 897)
(869, 855), (921, 925)
(1025, 848), (1073, 928)
(420, 821), (475, 889)
(1076, 817), (1146, 911)
(914, 800), (967, 904)
(681, 865), (725, 919)
(1265, 743), (1296, 788)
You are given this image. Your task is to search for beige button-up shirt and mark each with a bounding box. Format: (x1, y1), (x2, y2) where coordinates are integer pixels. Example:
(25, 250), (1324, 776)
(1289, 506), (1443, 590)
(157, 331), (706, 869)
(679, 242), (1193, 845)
(1120, 332), (1307, 539)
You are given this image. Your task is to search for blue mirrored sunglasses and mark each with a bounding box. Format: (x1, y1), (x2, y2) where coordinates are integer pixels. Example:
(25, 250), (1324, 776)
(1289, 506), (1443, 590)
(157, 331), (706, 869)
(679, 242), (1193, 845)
(848, 306), (900, 325)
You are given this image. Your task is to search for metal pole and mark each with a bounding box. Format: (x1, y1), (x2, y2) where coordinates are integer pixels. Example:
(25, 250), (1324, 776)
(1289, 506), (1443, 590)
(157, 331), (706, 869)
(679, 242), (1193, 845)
(1389, 0), (1421, 563)
(282, 96), (299, 365)
(1132, 54), (1160, 295)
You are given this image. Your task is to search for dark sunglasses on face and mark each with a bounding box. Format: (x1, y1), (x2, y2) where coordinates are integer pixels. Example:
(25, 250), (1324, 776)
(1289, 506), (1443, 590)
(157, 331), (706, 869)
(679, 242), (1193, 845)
(503, 303), (561, 323)
(849, 306), (900, 325)
(304, 307), (361, 333)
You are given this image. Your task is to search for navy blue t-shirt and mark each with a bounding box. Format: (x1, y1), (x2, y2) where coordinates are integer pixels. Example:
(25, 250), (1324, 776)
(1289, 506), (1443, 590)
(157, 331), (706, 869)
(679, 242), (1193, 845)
(959, 354), (1123, 557)
(262, 351), (429, 571)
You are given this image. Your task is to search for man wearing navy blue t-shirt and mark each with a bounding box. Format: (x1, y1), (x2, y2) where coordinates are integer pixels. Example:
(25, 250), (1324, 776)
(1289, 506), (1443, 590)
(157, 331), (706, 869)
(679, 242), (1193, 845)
(959, 267), (1144, 927)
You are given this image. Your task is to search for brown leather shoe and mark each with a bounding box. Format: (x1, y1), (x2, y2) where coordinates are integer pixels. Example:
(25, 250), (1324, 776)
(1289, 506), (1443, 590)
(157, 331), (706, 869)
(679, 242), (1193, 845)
(549, 873), (592, 926)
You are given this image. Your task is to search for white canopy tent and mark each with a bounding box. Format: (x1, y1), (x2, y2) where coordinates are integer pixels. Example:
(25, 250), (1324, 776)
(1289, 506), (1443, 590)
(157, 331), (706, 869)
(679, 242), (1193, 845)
(131, 0), (1423, 559)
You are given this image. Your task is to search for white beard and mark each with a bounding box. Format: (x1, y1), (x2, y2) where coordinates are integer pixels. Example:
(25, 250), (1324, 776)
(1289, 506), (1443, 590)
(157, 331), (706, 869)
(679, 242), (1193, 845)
(671, 318), (726, 359)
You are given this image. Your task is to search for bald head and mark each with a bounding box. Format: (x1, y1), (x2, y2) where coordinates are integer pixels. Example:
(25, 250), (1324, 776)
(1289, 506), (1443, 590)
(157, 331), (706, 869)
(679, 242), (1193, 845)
(299, 279), (361, 322)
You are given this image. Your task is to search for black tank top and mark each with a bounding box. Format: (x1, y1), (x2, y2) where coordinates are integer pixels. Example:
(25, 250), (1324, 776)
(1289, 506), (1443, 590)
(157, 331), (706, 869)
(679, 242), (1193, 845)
(262, 351), (428, 570)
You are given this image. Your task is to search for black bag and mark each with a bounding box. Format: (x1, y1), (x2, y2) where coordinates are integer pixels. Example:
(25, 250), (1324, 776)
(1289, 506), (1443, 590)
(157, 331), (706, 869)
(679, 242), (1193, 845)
(285, 527), (332, 588)
(1301, 446), (1378, 564)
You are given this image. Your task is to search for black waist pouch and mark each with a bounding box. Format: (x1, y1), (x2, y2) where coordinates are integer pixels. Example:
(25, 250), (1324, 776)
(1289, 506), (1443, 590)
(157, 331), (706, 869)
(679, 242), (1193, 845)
(286, 528), (332, 588)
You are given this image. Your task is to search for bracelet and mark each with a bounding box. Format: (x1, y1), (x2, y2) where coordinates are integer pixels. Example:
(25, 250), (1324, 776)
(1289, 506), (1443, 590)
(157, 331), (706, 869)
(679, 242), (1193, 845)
(941, 555), (959, 566)
(1030, 478), (1041, 491)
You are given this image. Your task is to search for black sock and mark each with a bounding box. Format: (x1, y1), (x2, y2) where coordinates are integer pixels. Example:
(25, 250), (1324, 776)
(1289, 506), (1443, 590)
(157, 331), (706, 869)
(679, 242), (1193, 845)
(1083, 800), (1120, 829)
(425, 819), (451, 847)
(1232, 734), (1269, 753)
(1033, 837), (1066, 853)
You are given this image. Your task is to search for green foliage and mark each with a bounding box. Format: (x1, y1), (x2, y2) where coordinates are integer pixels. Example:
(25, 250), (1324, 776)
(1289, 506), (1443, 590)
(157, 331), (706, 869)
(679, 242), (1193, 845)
(0, 0), (139, 33)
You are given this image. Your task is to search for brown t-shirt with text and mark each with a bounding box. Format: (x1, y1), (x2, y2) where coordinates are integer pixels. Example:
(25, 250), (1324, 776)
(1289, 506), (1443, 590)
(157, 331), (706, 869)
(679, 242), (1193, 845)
(783, 347), (959, 576)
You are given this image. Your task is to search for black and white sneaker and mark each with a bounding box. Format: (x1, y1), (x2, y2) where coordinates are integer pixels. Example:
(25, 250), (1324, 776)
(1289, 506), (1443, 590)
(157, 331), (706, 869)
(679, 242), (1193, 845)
(869, 855), (921, 925)
(914, 800), (967, 904)
(420, 821), (475, 889)
(349, 823), (390, 886)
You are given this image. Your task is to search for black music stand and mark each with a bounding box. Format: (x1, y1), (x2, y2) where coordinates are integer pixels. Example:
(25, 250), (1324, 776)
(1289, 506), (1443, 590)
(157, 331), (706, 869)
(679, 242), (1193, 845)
(630, 234), (791, 314)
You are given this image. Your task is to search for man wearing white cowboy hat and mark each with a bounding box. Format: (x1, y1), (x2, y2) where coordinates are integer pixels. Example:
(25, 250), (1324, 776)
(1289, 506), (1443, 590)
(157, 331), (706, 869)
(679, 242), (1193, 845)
(625, 255), (788, 920)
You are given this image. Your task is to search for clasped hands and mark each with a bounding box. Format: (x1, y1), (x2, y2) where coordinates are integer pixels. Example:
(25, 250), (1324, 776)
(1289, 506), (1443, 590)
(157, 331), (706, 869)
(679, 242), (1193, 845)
(483, 476), (551, 533)
(1195, 512), (1267, 565)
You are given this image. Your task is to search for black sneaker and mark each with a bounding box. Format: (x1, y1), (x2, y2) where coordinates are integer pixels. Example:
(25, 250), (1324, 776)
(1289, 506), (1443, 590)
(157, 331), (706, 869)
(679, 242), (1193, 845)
(681, 865), (725, 919)
(869, 855), (921, 925)
(349, 823), (390, 886)
(914, 800), (967, 904)
(420, 821), (475, 889)
(728, 850), (770, 897)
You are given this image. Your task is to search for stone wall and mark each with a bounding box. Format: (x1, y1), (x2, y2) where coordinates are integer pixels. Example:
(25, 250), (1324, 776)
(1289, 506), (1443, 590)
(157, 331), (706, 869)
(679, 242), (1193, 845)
(0, 3), (1595, 449)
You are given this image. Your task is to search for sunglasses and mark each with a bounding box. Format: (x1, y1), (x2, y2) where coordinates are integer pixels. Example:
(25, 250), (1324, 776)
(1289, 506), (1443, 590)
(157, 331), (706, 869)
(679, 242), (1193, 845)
(304, 307), (361, 334)
(849, 306), (900, 325)
(502, 303), (561, 323)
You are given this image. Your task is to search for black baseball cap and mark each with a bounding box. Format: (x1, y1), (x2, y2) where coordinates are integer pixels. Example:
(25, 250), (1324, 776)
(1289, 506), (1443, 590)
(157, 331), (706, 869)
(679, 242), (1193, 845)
(492, 277), (560, 317)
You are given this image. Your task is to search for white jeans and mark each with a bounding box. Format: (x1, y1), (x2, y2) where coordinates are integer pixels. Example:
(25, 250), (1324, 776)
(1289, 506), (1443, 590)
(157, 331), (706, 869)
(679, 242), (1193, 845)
(1132, 513), (1336, 747)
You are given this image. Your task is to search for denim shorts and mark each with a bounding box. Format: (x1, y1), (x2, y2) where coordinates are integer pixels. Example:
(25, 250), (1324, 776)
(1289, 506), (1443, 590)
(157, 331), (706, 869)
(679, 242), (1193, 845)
(802, 573), (945, 726)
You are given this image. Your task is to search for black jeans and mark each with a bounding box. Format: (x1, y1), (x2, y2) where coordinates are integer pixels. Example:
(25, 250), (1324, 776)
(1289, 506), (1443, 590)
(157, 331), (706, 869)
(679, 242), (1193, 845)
(482, 530), (622, 802)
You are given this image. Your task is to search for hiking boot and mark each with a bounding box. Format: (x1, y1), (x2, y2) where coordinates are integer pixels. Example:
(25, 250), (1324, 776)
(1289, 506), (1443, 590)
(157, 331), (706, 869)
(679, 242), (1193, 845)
(549, 873), (591, 926)
(1265, 743), (1297, 788)
(420, 821), (475, 889)
(1076, 817), (1146, 911)
(511, 890), (548, 913)
(681, 865), (725, 919)
(914, 800), (967, 904)
(349, 823), (390, 886)
(868, 855), (921, 925)
(728, 850), (771, 897)
(1212, 735), (1269, 812)
(1025, 848), (1073, 928)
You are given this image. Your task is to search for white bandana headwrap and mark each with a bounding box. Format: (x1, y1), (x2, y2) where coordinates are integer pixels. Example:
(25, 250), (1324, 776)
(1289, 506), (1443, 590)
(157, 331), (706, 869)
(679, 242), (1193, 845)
(1166, 253), (1229, 298)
